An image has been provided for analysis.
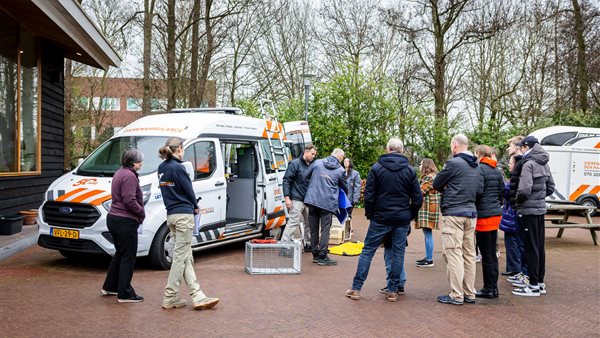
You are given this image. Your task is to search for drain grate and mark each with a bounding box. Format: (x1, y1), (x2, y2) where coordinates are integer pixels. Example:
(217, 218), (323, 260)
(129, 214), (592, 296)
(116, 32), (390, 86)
(472, 296), (514, 306)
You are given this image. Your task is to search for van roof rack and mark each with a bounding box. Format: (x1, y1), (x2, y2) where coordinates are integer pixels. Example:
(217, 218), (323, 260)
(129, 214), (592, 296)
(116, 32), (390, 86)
(170, 107), (242, 115)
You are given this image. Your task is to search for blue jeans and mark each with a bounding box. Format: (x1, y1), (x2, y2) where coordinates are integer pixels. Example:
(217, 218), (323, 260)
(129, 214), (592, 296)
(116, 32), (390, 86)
(384, 247), (407, 287)
(351, 221), (408, 292)
(422, 228), (433, 260)
(503, 231), (521, 273)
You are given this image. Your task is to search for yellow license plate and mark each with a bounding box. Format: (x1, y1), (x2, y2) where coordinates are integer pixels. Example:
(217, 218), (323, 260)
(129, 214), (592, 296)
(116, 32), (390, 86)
(51, 228), (79, 239)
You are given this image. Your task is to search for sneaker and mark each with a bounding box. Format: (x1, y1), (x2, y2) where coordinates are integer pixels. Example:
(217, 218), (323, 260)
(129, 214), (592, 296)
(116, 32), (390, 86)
(162, 299), (187, 309)
(345, 289), (360, 300)
(312, 256), (320, 263)
(539, 283), (547, 294)
(386, 292), (398, 302)
(100, 289), (118, 296)
(318, 256), (337, 266)
(464, 297), (476, 304)
(506, 272), (524, 283)
(512, 284), (540, 297)
(379, 286), (405, 295)
(193, 297), (219, 310)
(437, 295), (463, 305)
(475, 254), (482, 263)
(117, 295), (144, 303)
(512, 275), (530, 288)
(416, 260), (434, 268)
(415, 257), (428, 264)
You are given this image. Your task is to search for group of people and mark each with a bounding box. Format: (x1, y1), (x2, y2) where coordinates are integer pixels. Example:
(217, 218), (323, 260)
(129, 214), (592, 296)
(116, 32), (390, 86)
(99, 131), (555, 309)
(344, 133), (554, 304)
(100, 137), (219, 310)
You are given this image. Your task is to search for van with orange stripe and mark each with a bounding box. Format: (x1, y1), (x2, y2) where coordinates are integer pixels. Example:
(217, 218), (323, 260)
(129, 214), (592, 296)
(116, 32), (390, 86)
(529, 126), (600, 215)
(37, 108), (311, 269)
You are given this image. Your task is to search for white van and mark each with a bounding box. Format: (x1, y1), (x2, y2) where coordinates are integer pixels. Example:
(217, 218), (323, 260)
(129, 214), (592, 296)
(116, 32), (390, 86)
(529, 126), (600, 214)
(37, 108), (309, 269)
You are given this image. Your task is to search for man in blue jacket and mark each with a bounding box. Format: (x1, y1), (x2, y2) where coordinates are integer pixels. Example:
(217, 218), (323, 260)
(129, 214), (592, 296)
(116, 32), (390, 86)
(304, 148), (348, 266)
(345, 138), (422, 302)
(433, 134), (484, 305)
(281, 144), (317, 251)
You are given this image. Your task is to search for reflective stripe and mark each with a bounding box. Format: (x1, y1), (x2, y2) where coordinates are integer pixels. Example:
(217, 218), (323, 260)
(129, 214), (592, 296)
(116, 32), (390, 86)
(55, 188), (87, 201)
(70, 189), (105, 203)
(89, 194), (112, 206)
(569, 184), (590, 201)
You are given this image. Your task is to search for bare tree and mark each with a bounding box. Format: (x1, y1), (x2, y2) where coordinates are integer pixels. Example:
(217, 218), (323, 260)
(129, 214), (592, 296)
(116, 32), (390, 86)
(142, 0), (157, 115)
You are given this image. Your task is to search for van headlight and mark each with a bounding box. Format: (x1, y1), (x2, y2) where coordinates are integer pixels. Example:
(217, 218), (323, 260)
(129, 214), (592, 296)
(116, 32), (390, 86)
(141, 184), (152, 205)
(102, 199), (112, 212)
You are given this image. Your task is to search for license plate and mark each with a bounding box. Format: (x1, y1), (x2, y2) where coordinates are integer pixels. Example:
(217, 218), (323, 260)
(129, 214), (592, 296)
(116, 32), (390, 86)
(51, 228), (79, 239)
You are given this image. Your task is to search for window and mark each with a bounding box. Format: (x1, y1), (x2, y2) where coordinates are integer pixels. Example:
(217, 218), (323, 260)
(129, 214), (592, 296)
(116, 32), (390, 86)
(541, 132), (577, 146)
(92, 97), (120, 111)
(126, 98), (141, 111)
(259, 139), (286, 174)
(183, 141), (216, 180)
(0, 13), (41, 175)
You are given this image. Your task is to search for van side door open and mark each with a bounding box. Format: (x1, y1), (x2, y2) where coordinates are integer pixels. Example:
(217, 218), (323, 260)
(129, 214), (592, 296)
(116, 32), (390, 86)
(183, 138), (226, 240)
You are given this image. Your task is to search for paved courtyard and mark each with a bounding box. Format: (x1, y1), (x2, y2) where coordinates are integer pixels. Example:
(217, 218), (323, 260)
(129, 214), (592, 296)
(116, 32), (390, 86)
(1, 210), (599, 337)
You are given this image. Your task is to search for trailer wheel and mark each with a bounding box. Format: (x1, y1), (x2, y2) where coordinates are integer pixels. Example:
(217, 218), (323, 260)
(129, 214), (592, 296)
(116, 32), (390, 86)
(148, 223), (173, 270)
(580, 197), (598, 217)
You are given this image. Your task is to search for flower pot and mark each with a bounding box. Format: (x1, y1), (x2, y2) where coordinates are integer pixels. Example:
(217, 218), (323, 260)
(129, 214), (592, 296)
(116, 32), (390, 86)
(0, 215), (24, 235)
(18, 210), (38, 225)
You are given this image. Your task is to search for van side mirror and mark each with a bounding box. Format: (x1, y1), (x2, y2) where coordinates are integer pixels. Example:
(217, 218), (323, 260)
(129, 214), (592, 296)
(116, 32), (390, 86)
(182, 161), (195, 181)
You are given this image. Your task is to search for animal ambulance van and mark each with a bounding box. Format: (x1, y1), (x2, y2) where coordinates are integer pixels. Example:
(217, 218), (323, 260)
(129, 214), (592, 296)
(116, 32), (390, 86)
(37, 107), (309, 269)
(529, 126), (600, 214)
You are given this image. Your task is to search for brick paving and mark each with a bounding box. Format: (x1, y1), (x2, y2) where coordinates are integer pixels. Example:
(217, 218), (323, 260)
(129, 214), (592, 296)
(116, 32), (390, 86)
(1, 210), (599, 337)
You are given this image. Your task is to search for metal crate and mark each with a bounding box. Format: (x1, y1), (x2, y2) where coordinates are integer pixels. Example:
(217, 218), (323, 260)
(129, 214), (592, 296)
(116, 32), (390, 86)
(245, 241), (302, 275)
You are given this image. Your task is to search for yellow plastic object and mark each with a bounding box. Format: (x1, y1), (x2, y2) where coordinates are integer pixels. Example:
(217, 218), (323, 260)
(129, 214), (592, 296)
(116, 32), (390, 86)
(328, 241), (364, 256)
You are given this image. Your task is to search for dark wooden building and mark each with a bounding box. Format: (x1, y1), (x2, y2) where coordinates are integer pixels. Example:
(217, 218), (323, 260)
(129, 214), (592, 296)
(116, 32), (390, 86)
(0, 0), (120, 215)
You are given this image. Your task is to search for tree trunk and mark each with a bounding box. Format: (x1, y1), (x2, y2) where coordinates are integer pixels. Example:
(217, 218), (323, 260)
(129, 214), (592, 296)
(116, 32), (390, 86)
(198, 0), (214, 105)
(64, 59), (73, 170)
(431, 1), (448, 164)
(142, 0), (156, 115)
(166, 0), (177, 111)
(571, 0), (588, 111)
(188, 0), (201, 107)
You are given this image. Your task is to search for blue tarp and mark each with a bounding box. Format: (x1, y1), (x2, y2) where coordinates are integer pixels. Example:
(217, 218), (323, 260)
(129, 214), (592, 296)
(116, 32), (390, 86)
(337, 189), (352, 224)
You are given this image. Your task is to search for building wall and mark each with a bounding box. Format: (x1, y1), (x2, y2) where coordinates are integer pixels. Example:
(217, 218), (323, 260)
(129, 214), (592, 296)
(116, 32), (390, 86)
(0, 46), (64, 215)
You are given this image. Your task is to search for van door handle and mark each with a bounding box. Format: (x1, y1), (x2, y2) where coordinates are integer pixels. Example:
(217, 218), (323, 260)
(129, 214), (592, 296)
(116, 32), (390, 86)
(215, 181), (225, 186)
(269, 177), (276, 182)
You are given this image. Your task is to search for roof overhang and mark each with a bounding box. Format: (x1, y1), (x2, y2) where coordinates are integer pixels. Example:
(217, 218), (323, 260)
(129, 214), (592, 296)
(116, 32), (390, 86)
(0, 0), (121, 70)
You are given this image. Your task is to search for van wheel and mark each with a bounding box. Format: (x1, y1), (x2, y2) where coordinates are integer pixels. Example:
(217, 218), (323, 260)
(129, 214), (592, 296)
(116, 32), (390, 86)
(149, 223), (173, 270)
(580, 197), (598, 217)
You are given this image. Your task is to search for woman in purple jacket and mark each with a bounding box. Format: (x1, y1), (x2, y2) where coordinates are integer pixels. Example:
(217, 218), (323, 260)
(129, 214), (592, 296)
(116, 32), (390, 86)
(101, 149), (145, 303)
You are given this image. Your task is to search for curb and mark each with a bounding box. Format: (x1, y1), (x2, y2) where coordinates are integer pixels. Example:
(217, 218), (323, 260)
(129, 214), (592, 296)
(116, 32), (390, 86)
(0, 234), (39, 261)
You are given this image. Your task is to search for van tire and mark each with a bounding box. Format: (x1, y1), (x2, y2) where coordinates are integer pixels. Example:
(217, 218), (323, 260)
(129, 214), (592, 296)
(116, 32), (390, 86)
(149, 223), (173, 270)
(580, 197), (598, 217)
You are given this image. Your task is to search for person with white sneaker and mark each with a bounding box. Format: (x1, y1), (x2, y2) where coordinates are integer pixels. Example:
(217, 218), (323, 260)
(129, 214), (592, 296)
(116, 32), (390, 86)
(512, 136), (554, 297)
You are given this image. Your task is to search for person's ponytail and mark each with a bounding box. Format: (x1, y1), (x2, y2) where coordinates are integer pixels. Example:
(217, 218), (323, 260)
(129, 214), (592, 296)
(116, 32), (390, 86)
(159, 137), (184, 160)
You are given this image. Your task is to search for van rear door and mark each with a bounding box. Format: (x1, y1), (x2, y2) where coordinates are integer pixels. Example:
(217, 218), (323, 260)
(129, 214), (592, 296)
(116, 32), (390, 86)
(258, 139), (287, 234)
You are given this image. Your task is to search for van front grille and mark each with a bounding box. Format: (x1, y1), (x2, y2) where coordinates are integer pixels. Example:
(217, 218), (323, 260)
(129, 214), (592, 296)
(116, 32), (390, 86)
(42, 201), (101, 229)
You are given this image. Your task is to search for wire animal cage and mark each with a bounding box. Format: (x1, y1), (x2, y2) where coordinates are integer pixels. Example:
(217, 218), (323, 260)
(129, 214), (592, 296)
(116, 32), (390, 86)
(245, 240), (302, 275)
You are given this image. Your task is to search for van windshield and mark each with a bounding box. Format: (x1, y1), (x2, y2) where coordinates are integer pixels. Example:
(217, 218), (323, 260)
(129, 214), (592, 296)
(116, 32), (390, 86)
(77, 136), (169, 176)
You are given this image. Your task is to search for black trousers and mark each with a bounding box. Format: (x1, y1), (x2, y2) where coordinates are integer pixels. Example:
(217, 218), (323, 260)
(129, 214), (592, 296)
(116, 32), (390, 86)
(521, 214), (545, 285)
(476, 230), (499, 291)
(307, 205), (333, 259)
(102, 214), (139, 299)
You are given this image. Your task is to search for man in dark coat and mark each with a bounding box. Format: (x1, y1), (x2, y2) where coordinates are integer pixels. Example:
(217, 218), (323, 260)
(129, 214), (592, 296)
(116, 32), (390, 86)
(513, 136), (555, 297)
(433, 134), (484, 305)
(345, 138), (422, 302)
(281, 144), (317, 251)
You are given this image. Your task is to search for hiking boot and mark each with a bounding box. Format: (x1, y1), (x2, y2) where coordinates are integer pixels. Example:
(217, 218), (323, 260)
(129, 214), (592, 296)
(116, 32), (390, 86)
(100, 289), (118, 296)
(162, 299), (187, 309)
(416, 259), (434, 268)
(317, 256), (337, 266)
(437, 295), (463, 305)
(345, 289), (360, 300)
(512, 284), (540, 297)
(117, 295), (144, 303)
(386, 292), (398, 302)
(193, 297), (219, 310)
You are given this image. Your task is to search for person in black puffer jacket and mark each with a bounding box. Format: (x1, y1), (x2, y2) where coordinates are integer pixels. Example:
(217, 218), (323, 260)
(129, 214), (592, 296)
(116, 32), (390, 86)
(474, 145), (504, 299)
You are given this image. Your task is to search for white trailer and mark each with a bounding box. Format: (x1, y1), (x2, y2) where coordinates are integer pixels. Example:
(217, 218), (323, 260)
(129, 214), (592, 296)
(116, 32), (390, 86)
(529, 126), (600, 214)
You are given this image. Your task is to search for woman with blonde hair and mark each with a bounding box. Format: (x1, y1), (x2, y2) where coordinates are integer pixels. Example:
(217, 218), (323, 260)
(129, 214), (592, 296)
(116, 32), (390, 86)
(415, 158), (441, 267)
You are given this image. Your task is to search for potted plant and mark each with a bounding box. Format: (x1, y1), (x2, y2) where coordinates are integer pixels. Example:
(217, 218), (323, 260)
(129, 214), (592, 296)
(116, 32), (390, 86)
(18, 209), (38, 225)
(0, 214), (24, 235)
